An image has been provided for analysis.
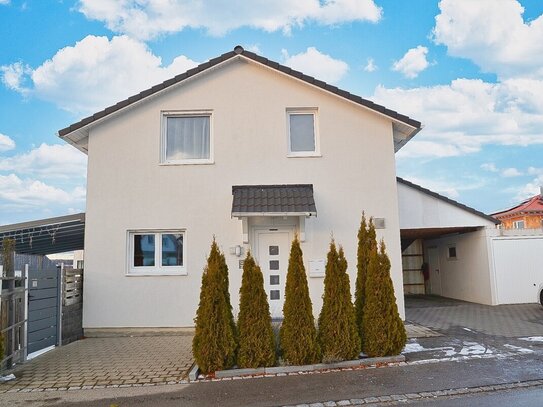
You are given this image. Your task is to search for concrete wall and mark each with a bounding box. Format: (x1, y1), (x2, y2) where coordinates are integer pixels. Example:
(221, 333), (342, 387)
(425, 229), (494, 305)
(83, 57), (405, 328)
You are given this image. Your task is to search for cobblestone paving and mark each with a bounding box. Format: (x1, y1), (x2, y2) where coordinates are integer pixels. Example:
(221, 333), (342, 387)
(406, 295), (543, 337)
(0, 335), (193, 393)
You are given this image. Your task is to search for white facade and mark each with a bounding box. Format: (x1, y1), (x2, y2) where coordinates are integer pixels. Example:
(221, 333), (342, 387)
(67, 55), (417, 329)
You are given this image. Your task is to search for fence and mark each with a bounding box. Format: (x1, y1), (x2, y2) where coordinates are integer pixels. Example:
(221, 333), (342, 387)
(61, 267), (83, 345)
(0, 273), (27, 371)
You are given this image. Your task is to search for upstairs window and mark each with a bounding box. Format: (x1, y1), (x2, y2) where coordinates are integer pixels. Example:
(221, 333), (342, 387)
(162, 112), (212, 164)
(513, 220), (525, 229)
(287, 109), (319, 157)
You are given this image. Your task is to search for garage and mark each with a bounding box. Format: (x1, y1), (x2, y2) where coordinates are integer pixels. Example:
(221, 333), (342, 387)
(491, 234), (543, 305)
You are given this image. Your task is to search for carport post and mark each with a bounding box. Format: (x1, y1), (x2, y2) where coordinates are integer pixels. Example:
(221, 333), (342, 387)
(57, 263), (63, 346)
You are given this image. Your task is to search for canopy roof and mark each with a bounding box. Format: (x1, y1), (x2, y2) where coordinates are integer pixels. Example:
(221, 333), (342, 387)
(0, 213), (85, 255)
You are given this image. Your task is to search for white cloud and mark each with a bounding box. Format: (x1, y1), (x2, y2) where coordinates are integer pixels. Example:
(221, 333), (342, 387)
(364, 58), (377, 72)
(0, 0), (10, 5)
(78, 0), (382, 40)
(392, 46), (429, 79)
(501, 167), (523, 177)
(282, 47), (349, 84)
(372, 77), (543, 158)
(0, 143), (87, 179)
(433, 0), (543, 79)
(0, 62), (31, 93)
(1, 35), (198, 115)
(0, 133), (15, 152)
(481, 163), (498, 172)
(0, 174), (85, 206)
(401, 175), (484, 200)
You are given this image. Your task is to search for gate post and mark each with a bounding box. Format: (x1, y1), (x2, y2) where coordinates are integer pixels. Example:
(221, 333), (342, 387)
(23, 264), (29, 361)
(57, 264), (63, 347)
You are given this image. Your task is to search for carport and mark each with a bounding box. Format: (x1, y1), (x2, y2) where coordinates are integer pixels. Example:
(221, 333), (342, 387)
(0, 213), (85, 364)
(397, 178), (499, 304)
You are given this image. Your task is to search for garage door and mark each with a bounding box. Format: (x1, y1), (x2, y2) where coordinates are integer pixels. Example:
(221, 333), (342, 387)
(492, 236), (543, 304)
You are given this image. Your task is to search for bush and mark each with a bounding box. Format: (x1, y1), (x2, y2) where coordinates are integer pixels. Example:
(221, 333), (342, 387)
(354, 214), (377, 350)
(280, 237), (320, 365)
(318, 241), (360, 362)
(237, 252), (276, 368)
(192, 239), (237, 374)
(362, 240), (407, 357)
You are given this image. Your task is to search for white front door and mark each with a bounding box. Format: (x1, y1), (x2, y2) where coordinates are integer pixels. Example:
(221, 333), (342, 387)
(256, 229), (292, 319)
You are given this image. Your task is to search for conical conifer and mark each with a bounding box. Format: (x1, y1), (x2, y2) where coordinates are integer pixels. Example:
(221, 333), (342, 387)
(318, 241), (360, 362)
(193, 239), (237, 373)
(237, 252), (276, 368)
(355, 214), (376, 350)
(363, 240), (407, 357)
(280, 237), (320, 365)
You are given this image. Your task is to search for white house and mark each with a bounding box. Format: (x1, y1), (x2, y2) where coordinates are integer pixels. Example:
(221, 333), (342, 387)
(59, 46), (423, 332)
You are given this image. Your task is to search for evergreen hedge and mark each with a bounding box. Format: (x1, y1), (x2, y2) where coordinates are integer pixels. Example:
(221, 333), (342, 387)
(318, 241), (360, 362)
(354, 214), (376, 350)
(236, 252), (276, 368)
(192, 239), (237, 374)
(280, 237), (320, 365)
(362, 240), (407, 357)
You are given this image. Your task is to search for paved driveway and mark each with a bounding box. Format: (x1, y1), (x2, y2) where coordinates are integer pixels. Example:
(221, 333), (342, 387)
(0, 334), (193, 393)
(406, 295), (543, 337)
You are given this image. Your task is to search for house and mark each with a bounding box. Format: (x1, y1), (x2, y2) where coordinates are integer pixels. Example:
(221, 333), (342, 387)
(398, 178), (543, 306)
(58, 46), (421, 332)
(491, 188), (543, 229)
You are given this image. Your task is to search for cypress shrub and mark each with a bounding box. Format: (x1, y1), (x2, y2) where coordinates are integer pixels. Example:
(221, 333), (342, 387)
(218, 249), (237, 348)
(192, 239), (237, 374)
(318, 241), (360, 362)
(280, 237), (320, 365)
(363, 240), (407, 357)
(237, 252), (276, 368)
(354, 214), (377, 350)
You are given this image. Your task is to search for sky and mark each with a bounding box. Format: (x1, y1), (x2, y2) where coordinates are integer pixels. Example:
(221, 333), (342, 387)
(1, 0), (543, 225)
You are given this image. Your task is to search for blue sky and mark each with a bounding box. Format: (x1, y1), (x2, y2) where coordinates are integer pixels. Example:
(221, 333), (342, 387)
(1, 0), (543, 225)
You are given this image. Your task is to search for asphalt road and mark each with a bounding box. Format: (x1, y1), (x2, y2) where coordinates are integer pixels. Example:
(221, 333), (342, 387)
(10, 353), (535, 407)
(407, 386), (543, 406)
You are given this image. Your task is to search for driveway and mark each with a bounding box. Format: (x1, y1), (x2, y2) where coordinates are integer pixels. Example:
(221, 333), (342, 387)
(405, 295), (543, 337)
(0, 334), (193, 393)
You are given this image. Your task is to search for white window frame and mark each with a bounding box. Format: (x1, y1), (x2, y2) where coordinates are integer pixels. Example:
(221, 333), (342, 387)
(513, 220), (525, 229)
(127, 230), (187, 276)
(160, 110), (214, 165)
(286, 108), (320, 157)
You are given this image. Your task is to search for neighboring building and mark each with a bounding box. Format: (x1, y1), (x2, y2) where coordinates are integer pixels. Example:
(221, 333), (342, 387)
(58, 46), (421, 331)
(491, 188), (543, 229)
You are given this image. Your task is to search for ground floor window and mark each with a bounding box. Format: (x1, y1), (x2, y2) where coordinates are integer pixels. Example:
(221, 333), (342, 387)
(128, 230), (186, 275)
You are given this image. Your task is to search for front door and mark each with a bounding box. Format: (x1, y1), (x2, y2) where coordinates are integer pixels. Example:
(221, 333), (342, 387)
(427, 247), (442, 296)
(256, 229), (292, 319)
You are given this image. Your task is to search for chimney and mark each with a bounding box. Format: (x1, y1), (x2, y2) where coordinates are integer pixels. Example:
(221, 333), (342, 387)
(540, 186), (543, 197)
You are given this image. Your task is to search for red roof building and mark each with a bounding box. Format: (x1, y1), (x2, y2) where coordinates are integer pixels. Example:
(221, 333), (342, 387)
(492, 188), (543, 229)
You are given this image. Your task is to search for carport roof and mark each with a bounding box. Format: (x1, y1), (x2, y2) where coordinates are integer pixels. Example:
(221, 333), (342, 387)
(0, 213), (85, 255)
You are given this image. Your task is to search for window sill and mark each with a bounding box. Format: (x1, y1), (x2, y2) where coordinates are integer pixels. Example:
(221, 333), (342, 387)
(287, 153), (322, 158)
(126, 270), (188, 277)
(160, 160), (214, 166)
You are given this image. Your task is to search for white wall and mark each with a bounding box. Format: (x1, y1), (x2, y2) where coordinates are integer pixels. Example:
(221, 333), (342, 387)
(425, 229), (494, 305)
(398, 182), (496, 229)
(82, 58), (405, 328)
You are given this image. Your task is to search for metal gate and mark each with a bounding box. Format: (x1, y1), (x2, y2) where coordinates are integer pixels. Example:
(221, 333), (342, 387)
(27, 264), (60, 355)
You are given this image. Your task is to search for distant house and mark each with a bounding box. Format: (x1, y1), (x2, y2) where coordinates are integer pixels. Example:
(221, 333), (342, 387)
(58, 46), (421, 332)
(491, 189), (543, 229)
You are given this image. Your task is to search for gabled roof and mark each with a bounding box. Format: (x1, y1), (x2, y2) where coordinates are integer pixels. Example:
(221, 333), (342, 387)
(397, 177), (500, 225)
(492, 193), (543, 219)
(232, 184), (316, 217)
(59, 46), (421, 154)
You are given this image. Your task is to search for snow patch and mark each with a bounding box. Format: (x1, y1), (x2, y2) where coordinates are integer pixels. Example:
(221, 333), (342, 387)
(504, 344), (534, 354)
(519, 336), (543, 342)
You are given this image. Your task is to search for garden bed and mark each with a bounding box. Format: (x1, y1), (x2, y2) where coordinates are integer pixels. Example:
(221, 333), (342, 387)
(189, 354), (405, 382)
